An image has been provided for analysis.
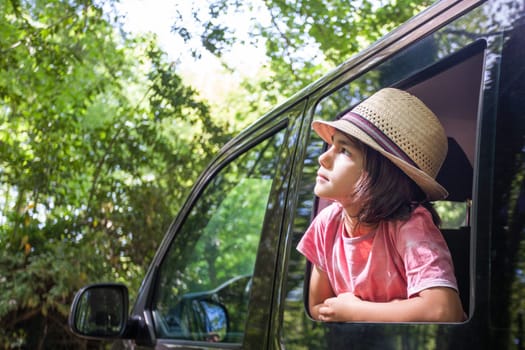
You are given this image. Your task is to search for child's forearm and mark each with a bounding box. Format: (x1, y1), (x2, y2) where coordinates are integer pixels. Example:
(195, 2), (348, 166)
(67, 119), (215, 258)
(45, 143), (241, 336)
(317, 288), (465, 322)
(308, 265), (336, 320)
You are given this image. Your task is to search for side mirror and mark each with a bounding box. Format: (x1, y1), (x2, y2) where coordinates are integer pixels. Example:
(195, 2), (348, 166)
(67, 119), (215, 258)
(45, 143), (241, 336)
(69, 283), (129, 339)
(199, 300), (228, 342)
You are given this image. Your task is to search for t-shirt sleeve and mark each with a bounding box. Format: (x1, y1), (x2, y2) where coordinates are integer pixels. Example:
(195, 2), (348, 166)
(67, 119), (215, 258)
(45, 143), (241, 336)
(296, 204), (338, 271)
(395, 208), (459, 297)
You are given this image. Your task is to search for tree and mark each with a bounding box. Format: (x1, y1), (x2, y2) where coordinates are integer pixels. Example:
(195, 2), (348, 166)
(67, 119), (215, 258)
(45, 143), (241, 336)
(173, 0), (433, 101)
(0, 0), (231, 347)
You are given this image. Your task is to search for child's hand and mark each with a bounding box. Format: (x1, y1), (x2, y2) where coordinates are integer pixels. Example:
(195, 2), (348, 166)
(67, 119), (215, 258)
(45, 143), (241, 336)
(318, 292), (361, 322)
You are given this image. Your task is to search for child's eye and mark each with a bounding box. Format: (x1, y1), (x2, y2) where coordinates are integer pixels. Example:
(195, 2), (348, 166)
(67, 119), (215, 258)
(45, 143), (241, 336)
(331, 143), (352, 157)
(340, 148), (352, 157)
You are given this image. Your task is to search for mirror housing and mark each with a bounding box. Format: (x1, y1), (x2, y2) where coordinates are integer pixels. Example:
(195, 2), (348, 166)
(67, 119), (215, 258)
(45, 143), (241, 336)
(69, 283), (129, 339)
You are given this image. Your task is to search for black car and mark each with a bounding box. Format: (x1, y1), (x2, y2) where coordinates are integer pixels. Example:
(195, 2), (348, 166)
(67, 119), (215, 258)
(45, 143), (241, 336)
(69, 0), (525, 348)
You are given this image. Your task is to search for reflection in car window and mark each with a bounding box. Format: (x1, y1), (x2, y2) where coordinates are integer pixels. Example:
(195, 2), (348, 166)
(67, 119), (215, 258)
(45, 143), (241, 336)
(152, 128), (286, 343)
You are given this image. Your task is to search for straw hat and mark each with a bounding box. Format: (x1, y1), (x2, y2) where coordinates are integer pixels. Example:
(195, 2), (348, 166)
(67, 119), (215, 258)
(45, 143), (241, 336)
(312, 88), (448, 201)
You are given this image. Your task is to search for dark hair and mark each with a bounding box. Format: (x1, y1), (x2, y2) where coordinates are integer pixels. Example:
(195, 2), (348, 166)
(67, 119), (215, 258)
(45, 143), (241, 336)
(351, 139), (441, 226)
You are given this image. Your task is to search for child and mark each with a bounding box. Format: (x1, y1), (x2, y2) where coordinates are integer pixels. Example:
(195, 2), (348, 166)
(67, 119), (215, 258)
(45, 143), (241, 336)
(297, 88), (465, 322)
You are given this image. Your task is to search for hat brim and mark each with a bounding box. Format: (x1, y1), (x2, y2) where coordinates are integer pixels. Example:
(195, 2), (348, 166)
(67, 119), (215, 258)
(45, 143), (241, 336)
(312, 119), (448, 201)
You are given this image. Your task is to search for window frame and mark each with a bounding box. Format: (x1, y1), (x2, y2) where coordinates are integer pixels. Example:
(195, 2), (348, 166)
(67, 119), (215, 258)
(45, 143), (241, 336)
(280, 18), (492, 350)
(150, 121), (289, 346)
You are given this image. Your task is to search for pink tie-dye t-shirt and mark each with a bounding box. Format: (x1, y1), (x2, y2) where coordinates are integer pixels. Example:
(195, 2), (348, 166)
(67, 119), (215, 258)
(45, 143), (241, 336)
(297, 203), (458, 301)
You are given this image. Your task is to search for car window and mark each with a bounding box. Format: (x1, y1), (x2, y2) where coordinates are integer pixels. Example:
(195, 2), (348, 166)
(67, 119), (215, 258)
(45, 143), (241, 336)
(282, 14), (488, 349)
(151, 127), (286, 344)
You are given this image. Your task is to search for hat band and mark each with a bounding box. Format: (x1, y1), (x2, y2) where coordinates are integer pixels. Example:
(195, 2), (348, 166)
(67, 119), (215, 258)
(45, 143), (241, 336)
(341, 112), (419, 169)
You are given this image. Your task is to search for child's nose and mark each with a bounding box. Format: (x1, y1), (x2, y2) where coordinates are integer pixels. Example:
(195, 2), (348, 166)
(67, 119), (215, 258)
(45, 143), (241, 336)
(318, 147), (333, 168)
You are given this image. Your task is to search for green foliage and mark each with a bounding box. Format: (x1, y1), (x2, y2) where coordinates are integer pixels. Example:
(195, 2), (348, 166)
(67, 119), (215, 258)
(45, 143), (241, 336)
(191, 177), (272, 289)
(435, 201), (468, 229)
(0, 0), (232, 347)
(173, 0), (433, 101)
(259, 0), (434, 95)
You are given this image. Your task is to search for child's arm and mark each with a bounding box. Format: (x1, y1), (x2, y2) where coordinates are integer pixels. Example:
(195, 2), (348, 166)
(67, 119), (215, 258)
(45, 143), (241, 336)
(317, 287), (465, 322)
(308, 264), (336, 320)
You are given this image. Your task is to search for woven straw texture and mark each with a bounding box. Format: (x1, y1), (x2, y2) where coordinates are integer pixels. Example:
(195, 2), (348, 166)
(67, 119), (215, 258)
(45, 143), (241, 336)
(352, 88), (447, 178)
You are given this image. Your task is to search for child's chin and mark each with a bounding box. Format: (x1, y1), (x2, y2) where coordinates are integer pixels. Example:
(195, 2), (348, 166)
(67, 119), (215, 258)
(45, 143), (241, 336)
(313, 186), (325, 197)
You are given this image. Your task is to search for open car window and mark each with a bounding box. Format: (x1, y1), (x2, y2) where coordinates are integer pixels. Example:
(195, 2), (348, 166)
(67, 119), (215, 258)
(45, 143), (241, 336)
(283, 35), (485, 347)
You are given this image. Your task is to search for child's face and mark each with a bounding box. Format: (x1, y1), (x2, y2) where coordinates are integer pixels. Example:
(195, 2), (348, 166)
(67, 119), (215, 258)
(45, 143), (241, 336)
(315, 130), (365, 206)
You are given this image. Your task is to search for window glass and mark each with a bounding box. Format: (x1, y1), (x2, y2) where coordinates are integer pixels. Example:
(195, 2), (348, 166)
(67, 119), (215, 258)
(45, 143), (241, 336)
(152, 128), (286, 343)
(435, 201), (469, 229)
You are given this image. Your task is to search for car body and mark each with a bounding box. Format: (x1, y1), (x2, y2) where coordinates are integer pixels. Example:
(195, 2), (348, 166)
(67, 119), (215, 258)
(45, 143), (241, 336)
(69, 0), (525, 349)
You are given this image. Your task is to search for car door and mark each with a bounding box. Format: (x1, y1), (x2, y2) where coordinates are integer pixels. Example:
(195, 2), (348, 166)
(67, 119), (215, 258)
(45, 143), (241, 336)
(277, 1), (525, 349)
(124, 100), (307, 349)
